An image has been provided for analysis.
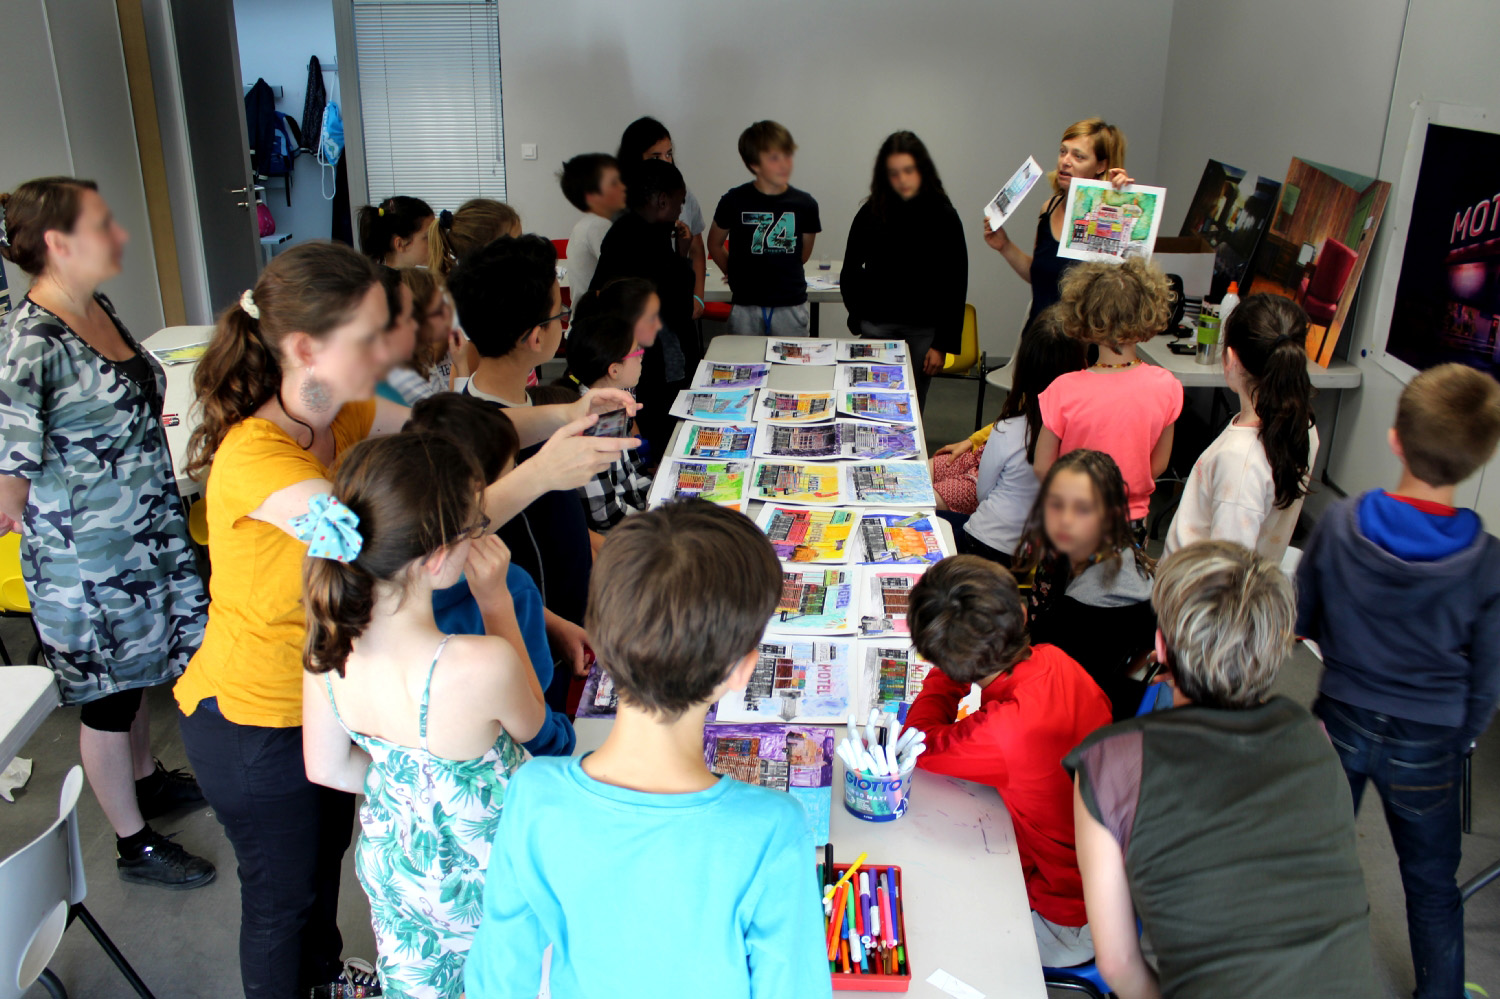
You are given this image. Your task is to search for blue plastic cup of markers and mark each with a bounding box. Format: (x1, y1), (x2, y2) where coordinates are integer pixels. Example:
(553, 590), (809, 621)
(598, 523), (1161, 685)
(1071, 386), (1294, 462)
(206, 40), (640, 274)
(843, 766), (913, 822)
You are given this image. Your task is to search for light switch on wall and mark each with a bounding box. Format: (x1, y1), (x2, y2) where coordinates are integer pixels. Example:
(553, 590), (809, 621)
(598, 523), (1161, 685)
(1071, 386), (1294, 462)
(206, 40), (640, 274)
(521, 143), (538, 160)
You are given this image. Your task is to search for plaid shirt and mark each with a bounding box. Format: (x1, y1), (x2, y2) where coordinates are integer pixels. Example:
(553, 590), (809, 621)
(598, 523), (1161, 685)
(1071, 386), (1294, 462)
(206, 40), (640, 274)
(574, 387), (653, 530)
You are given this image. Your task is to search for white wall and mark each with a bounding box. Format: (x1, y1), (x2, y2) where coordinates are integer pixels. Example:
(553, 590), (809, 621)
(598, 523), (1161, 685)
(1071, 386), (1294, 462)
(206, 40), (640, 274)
(234, 0), (338, 246)
(0, 0), (165, 336)
(1150, 0), (1408, 482)
(495, 0), (1174, 354)
(1153, 0), (1408, 236)
(1320, 0), (1500, 520)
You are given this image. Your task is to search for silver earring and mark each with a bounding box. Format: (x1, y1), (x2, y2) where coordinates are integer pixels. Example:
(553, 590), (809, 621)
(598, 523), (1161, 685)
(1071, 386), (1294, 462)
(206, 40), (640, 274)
(300, 368), (333, 413)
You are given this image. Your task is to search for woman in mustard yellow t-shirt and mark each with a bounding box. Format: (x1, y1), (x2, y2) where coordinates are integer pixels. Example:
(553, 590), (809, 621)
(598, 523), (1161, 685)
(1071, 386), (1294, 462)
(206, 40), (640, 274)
(177, 241), (636, 999)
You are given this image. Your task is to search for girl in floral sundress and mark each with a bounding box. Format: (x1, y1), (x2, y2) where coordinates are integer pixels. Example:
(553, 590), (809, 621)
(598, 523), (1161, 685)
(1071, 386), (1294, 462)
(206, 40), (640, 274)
(300, 432), (546, 998)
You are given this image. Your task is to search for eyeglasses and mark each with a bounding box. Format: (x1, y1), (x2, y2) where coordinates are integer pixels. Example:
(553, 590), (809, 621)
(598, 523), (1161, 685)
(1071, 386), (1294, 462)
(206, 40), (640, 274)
(624, 347), (645, 359)
(450, 513), (491, 544)
(540, 307), (572, 327)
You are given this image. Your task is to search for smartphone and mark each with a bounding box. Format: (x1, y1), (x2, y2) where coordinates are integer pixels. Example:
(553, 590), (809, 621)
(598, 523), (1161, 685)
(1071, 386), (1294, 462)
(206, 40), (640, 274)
(584, 409), (631, 438)
(1168, 341), (1197, 356)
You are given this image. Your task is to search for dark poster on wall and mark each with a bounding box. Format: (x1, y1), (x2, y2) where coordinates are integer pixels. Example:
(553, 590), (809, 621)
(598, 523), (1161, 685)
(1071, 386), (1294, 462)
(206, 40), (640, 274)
(1385, 124), (1500, 378)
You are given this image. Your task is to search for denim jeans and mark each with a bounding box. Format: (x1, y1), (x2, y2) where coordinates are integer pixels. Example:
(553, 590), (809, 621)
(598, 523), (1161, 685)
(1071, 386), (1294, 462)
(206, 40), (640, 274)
(1314, 696), (1465, 999)
(179, 698), (356, 999)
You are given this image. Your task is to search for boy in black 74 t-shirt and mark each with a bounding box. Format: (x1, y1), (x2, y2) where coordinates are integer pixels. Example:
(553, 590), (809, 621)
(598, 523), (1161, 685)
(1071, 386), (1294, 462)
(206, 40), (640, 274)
(708, 120), (821, 337)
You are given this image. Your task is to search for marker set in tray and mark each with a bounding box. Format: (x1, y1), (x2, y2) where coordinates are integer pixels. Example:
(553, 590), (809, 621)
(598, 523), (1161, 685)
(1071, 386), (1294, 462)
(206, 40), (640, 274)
(818, 847), (911, 992)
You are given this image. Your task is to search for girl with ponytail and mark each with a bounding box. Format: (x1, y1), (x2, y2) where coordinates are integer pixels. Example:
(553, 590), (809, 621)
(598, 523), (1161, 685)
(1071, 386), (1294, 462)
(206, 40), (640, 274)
(1164, 293), (1318, 564)
(426, 198), (521, 277)
(301, 432), (544, 998)
(356, 194), (433, 267)
(177, 240), (639, 997)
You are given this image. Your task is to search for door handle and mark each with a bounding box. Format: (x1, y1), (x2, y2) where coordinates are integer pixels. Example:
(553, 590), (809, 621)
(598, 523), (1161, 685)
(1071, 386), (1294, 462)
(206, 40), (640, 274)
(232, 185), (267, 209)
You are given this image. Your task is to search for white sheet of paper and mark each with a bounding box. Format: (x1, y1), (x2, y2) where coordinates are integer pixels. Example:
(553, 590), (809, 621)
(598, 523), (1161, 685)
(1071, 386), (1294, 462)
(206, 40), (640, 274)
(926, 969), (987, 999)
(984, 155), (1044, 231)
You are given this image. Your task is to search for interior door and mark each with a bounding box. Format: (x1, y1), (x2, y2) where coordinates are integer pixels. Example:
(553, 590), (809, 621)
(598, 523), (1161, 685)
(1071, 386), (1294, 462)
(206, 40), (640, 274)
(140, 0), (261, 320)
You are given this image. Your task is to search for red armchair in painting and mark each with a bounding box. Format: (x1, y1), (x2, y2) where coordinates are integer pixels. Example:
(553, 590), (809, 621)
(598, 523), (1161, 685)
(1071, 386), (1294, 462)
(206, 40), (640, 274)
(1298, 239), (1357, 325)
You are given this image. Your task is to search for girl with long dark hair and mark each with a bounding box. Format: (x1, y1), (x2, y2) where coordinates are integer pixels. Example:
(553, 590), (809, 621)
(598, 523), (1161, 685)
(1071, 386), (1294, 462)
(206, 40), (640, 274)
(840, 131), (967, 409)
(1164, 294), (1318, 563)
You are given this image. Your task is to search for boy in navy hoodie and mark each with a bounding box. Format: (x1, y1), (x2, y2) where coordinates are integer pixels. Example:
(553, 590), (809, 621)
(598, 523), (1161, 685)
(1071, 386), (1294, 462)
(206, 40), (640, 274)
(1297, 363), (1500, 999)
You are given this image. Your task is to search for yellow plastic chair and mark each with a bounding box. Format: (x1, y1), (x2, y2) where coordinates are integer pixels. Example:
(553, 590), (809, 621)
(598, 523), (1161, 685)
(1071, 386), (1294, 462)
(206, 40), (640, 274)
(935, 304), (990, 431)
(0, 532), (38, 666)
(187, 498), (209, 547)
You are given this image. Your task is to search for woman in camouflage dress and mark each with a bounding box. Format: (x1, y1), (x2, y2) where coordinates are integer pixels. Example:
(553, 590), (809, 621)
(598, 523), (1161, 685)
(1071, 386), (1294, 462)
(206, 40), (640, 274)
(0, 177), (214, 889)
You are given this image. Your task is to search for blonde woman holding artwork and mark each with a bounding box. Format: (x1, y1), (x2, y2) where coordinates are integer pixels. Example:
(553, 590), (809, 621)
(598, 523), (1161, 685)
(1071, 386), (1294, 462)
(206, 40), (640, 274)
(983, 118), (1132, 330)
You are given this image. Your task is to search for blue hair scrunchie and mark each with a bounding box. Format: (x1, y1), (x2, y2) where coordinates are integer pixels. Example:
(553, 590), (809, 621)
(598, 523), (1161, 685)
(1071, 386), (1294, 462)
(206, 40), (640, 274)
(290, 494), (364, 563)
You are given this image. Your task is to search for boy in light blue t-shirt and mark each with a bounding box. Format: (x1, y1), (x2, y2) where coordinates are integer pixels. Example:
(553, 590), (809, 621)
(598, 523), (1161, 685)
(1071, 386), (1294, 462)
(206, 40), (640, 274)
(466, 500), (833, 999)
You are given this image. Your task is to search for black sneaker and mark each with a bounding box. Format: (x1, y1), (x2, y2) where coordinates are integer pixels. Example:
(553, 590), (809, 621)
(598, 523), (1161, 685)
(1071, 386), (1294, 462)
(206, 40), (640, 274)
(308, 958), (383, 998)
(136, 759), (206, 820)
(116, 829), (216, 890)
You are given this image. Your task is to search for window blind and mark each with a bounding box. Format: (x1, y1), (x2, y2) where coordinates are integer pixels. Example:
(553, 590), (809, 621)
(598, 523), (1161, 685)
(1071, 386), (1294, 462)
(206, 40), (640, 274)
(352, 0), (506, 209)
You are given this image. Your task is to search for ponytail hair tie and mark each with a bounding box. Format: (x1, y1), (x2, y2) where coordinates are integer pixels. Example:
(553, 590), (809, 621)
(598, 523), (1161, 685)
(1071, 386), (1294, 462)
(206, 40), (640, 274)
(377, 207), (386, 217)
(438, 209), (454, 231)
(290, 494), (364, 562)
(239, 289), (261, 320)
(566, 371), (581, 385)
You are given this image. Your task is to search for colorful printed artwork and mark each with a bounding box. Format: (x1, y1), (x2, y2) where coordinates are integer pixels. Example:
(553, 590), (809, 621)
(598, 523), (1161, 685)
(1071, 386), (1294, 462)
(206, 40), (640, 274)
(648, 459), (751, 510)
(766, 338), (837, 365)
(674, 423), (757, 461)
(854, 512), (951, 565)
(1382, 125), (1500, 378)
(846, 462), (936, 507)
(669, 388), (757, 423)
(753, 420), (919, 461)
(750, 461), (843, 505)
(692, 361), (770, 389)
(758, 423), (841, 459)
(756, 505), (856, 563)
(756, 390), (837, 424)
(713, 637), (854, 723)
(839, 390), (915, 423)
(1058, 179), (1167, 263)
(703, 724), (836, 842)
(837, 339), (907, 362)
(985, 155), (1045, 231)
(836, 363), (907, 392)
(858, 568), (925, 637)
(773, 566), (858, 634)
(577, 665), (618, 717)
(853, 640), (936, 717)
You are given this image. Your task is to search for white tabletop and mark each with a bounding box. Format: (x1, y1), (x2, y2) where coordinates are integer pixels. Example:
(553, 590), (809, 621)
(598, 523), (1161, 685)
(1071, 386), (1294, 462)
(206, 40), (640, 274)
(985, 336), (1364, 397)
(705, 259), (843, 304)
(0, 666), (59, 766)
(562, 259), (844, 304)
(570, 718), (1045, 998)
(1136, 337), (1362, 390)
(142, 324), (215, 497)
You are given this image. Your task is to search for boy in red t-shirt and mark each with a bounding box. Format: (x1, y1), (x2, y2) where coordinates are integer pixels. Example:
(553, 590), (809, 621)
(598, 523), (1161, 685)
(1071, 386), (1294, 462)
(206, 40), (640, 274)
(904, 555), (1112, 966)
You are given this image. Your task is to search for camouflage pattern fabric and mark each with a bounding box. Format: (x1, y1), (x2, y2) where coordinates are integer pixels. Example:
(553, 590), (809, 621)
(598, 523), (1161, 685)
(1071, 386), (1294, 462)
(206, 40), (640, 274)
(0, 296), (206, 704)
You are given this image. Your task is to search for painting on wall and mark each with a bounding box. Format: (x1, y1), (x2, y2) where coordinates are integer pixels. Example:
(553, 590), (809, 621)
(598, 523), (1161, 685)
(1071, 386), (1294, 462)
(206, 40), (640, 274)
(1178, 159), (1281, 300)
(1382, 123), (1500, 380)
(1245, 158), (1391, 366)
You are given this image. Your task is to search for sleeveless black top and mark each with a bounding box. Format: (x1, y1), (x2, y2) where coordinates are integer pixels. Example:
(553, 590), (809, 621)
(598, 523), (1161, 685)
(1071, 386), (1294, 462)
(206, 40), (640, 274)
(1026, 192), (1077, 330)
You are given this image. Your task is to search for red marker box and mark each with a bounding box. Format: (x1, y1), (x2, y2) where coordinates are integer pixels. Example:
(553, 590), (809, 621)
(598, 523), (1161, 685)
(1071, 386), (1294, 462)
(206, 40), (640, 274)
(821, 862), (910, 992)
